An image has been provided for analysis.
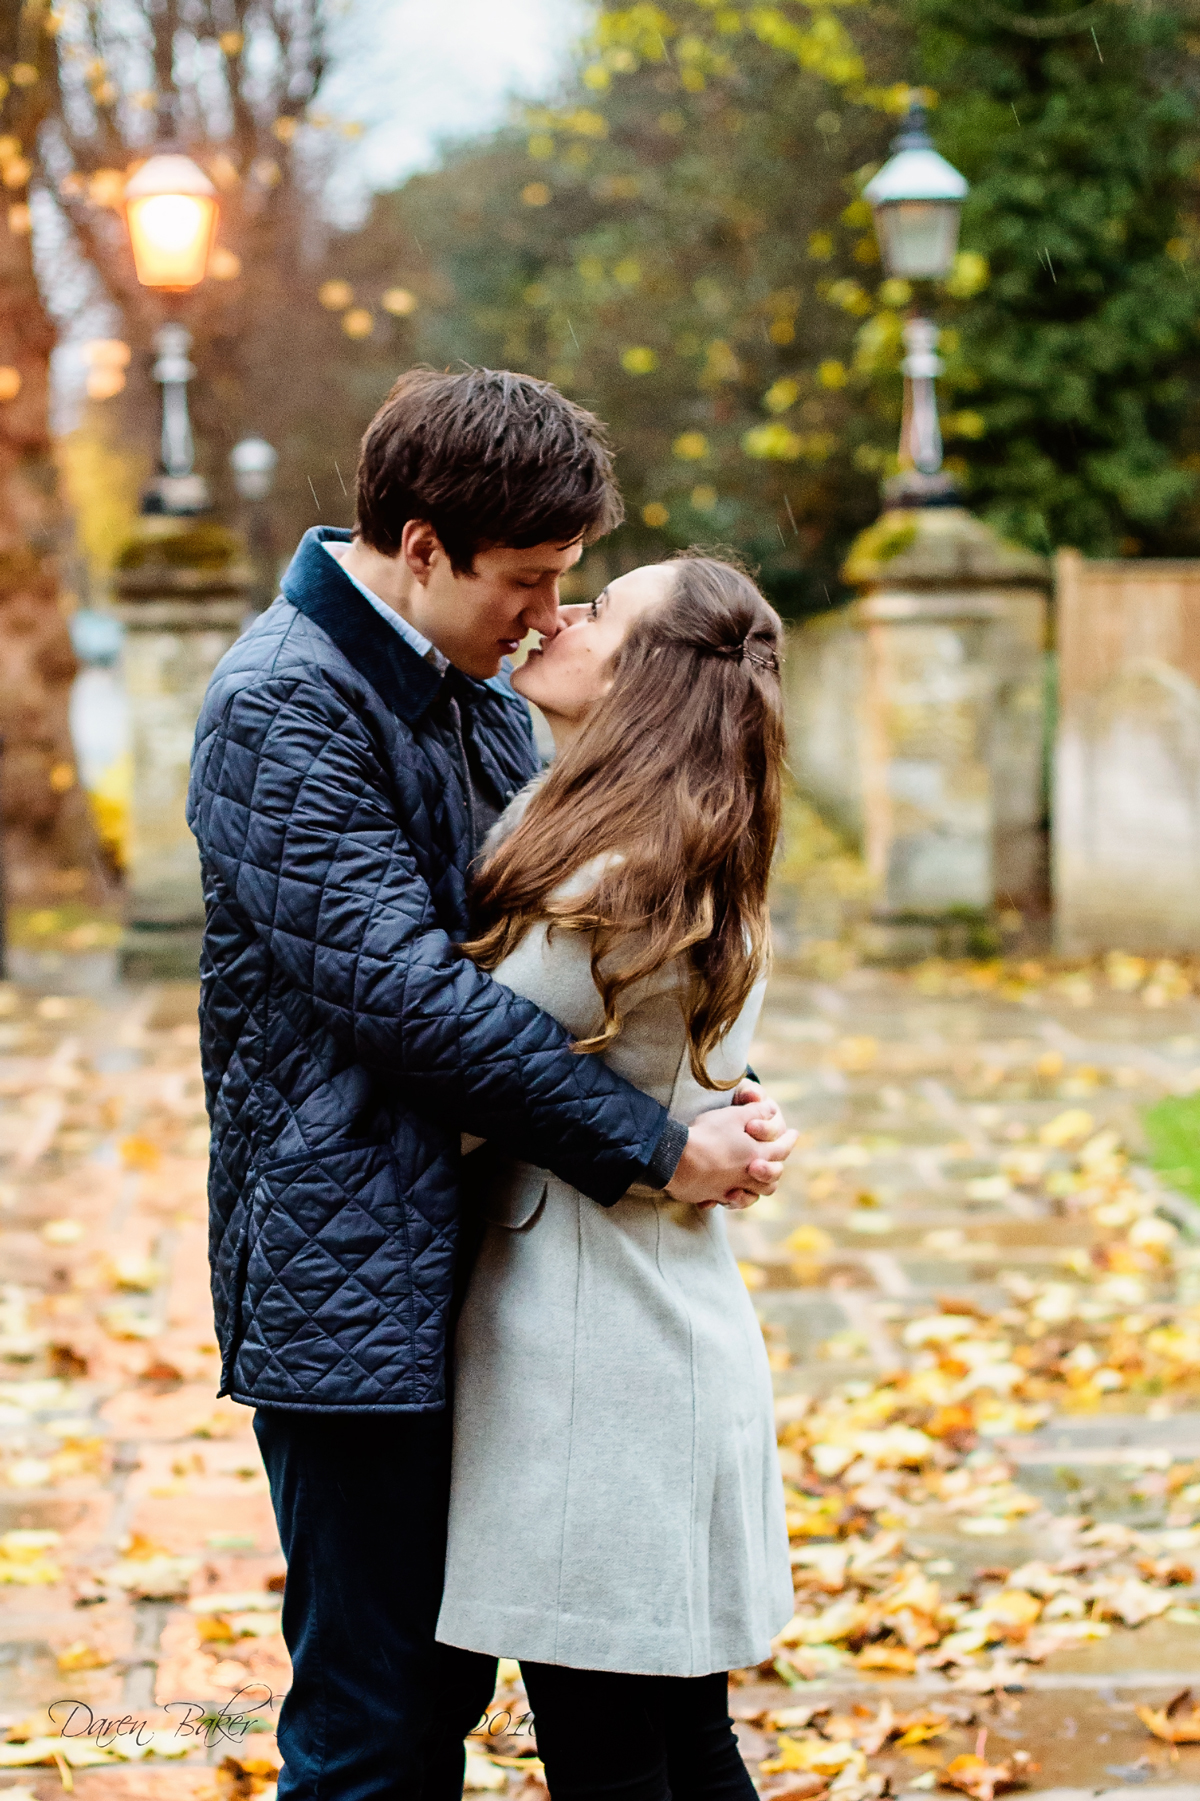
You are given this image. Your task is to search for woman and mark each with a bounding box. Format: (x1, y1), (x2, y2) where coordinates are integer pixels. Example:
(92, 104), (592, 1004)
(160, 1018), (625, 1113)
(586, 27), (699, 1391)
(437, 553), (794, 1798)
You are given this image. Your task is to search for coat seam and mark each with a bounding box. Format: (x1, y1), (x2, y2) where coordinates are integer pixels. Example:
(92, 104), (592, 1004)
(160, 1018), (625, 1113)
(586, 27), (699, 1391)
(551, 1187), (585, 1665)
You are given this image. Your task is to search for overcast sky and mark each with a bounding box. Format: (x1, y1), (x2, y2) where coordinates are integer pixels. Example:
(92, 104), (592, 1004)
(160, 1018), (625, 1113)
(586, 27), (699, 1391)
(322, 0), (590, 216)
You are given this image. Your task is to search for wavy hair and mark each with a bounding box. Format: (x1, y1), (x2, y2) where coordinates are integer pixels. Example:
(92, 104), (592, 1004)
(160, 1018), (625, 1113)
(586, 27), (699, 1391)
(463, 553), (785, 1088)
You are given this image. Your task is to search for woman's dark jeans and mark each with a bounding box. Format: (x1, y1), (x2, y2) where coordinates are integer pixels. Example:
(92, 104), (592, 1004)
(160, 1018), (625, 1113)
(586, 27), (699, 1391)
(520, 1663), (756, 1800)
(254, 1408), (496, 1801)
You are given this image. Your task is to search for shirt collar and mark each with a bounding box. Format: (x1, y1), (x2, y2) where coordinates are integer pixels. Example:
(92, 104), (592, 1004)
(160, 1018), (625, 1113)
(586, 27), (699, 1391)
(321, 538), (448, 675)
(281, 526), (443, 724)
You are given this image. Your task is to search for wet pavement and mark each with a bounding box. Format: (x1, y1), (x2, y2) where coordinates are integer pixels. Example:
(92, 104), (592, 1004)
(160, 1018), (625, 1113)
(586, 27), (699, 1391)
(0, 963), (1199, 1796)
(727, 962), (1200, 1800)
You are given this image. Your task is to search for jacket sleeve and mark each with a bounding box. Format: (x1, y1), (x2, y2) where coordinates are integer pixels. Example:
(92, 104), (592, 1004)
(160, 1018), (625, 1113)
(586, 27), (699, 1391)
(189, 672), (685, 1206)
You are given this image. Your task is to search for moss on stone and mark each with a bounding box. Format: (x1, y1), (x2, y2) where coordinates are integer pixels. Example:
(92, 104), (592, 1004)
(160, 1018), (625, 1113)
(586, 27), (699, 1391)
(116, 520), (241, 572)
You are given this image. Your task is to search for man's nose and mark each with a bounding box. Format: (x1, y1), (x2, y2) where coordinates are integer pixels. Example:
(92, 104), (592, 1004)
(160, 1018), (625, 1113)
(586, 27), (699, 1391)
(523, 587), (563, 636)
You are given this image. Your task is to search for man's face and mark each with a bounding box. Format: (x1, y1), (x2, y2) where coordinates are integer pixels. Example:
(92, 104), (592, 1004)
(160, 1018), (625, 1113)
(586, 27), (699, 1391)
(403, 522), (583, 680)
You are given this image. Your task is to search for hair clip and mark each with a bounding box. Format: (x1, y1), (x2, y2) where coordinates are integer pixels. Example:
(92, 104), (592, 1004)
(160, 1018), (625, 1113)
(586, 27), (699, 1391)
(743, 649), (779, 674)
(706, 639), (779, 673)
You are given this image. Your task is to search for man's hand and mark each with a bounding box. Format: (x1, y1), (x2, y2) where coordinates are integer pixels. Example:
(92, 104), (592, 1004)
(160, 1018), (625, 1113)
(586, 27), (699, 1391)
(664, 1091), (798, 1209)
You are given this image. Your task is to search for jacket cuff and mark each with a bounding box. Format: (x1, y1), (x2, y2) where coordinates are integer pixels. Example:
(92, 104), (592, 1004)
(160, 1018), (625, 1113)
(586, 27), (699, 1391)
(641, 1115), (689, 1193)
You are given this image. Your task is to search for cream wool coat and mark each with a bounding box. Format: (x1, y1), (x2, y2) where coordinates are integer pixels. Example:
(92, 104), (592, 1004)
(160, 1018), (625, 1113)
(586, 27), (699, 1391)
(435, 820), (793, 1677)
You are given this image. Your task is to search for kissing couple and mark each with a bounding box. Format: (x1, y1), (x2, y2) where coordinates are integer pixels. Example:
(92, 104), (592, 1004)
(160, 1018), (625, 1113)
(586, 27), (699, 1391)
(189, 367), (798, 1799)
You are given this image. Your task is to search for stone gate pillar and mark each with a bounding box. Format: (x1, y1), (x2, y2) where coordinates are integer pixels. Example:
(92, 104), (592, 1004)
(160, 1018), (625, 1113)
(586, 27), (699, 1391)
(788, 507), (1050, 955)
(113, 552), (249, 977)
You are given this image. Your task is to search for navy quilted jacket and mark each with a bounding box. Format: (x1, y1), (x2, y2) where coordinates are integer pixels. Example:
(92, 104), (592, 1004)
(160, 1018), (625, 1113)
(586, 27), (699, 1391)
(187, 527), (677, 1413)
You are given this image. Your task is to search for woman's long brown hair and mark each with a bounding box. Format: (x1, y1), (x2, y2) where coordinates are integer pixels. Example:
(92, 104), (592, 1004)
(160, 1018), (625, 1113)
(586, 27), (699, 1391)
(463, 553), (785, 1088)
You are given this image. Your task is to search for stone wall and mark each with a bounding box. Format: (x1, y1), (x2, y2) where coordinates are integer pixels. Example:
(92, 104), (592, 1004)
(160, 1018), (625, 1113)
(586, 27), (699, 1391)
(114, 557), (248, 947)
(1055, 550), (1200, 954)
(785, 508), (1051, 943)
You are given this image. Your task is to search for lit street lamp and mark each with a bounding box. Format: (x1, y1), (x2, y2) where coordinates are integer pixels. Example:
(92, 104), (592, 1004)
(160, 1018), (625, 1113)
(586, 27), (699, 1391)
(124, 154), (218, 291)
(864, 103), (968, 504)
(123, 154), (219, 515)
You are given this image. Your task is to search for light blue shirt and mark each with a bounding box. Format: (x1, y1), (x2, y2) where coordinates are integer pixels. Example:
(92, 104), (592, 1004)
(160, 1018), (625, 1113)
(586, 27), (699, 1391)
(322, 539), (447, 675)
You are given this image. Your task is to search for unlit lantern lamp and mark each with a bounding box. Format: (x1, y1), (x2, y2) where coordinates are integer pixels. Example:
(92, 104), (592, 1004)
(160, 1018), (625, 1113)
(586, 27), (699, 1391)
(863, 103), (968, 500)
(863, 105), (967, 282)
(230, 438), (279, 502)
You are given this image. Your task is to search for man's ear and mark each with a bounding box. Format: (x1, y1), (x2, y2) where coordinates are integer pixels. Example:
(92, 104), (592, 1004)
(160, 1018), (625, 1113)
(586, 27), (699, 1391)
(401, 519), (439, 586)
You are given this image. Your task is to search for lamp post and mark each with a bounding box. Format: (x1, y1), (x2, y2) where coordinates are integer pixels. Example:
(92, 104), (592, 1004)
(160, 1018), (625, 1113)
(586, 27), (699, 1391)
(816, 102), (1052, 949)
(231, 439), (280, 612)
(863, 103), (968, 506)
(116, 152), (252, 977)
(230, 437), (278, 502)
(123, 153), (219, 515)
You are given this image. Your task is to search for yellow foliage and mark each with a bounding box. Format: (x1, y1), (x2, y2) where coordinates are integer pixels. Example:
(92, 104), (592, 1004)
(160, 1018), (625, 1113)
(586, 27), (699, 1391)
(763, 377), (800, 413)
(745, 6), (865, 87)
(673, 430), (709, 459)
(594, 5), (676, 63)
(878, 277), (912, 308)
(744, 422), (802, 461)
(825, 278), (872, 316)
(945, 249), (990, 298)
(57, 419), (148, 585)
(621, 345), (658, 374)
(566, 108), (609, 137)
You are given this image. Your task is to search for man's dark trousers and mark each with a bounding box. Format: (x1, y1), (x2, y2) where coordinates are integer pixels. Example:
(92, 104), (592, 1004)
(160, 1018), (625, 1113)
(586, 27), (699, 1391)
(255, 1410), (497, 1800)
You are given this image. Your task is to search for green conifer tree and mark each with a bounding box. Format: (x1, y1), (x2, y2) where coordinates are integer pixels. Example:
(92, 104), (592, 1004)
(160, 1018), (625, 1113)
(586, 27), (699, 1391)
(910, 0), (1200, 554)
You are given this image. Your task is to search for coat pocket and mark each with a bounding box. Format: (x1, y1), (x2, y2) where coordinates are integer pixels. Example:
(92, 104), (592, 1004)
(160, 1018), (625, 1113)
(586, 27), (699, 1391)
(479, 1158), (548, 1232)
(233, 1141), (422, 1400)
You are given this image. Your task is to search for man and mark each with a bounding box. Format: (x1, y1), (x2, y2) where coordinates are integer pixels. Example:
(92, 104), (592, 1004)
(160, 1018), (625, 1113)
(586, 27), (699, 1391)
(188, 368), (796, 1799)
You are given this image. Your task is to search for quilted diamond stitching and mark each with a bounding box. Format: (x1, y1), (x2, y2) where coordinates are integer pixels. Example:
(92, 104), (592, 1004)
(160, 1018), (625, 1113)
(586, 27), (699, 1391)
(188, 579), (673, 1414)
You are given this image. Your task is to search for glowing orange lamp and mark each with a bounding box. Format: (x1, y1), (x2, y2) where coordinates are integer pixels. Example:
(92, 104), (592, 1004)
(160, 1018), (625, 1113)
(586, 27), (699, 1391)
(124, 154), (218, 291)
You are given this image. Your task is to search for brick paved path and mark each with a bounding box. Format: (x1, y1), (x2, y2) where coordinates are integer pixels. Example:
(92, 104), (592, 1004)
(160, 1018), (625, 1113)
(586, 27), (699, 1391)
(0, 966), (1199, 1798)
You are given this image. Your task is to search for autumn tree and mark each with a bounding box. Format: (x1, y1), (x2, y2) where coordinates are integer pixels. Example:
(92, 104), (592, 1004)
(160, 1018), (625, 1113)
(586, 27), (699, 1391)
(0, 0), (99, 909)
(318, 0), (911, 613)
(0, 0), (396, 901)
(316, 0), (1200, 585)
(39, 0), (346, 540)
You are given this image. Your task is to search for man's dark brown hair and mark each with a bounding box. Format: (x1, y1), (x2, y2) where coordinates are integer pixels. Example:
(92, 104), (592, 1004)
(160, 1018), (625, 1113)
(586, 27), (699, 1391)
(355, 367), (624, 571)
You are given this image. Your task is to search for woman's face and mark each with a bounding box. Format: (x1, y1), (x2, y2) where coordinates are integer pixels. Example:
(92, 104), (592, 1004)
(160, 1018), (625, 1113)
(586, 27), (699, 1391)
(511, 563), (675, 728)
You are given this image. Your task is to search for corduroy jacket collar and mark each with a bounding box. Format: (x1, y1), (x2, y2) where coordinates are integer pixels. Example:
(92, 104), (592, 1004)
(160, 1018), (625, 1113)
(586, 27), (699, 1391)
(280, 526), (449, 725)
